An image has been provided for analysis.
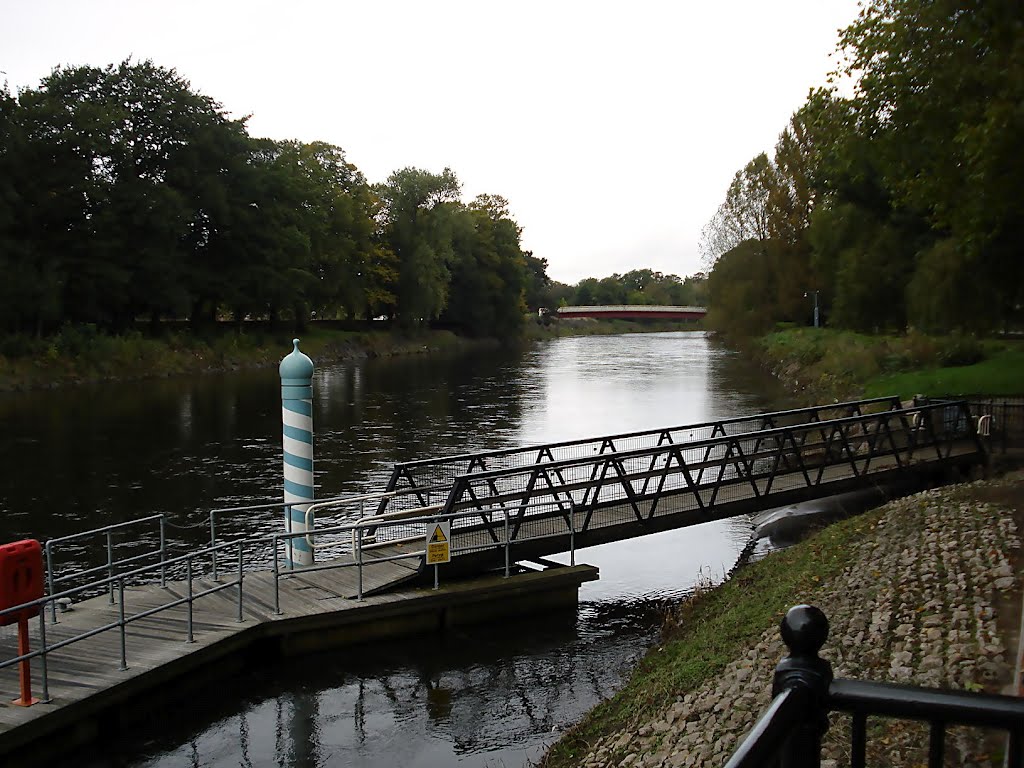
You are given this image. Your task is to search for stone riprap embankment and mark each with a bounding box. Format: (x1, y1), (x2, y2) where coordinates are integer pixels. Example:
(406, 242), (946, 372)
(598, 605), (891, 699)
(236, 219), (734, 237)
(577, 474), (1023, 768)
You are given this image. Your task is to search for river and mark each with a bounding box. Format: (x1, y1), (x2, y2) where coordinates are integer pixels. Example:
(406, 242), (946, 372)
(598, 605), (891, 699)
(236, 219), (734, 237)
(0, 331), (790, 768)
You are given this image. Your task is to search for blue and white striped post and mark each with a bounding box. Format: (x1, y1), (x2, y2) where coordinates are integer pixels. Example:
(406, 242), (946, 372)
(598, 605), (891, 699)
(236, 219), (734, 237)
(280, 339), (315, 567)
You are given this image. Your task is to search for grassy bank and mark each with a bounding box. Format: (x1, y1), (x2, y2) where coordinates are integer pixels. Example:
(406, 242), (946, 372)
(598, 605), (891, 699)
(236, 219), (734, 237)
(524, 317), (703, 340)
(754, 328), (1024, 402)
(0, 326), (474, 392)
(541, 506), (878, 767)
(0, 315), (703, 391)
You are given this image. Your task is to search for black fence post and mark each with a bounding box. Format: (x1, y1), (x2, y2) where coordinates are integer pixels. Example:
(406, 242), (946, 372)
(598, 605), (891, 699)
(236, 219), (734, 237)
(772, 605), (834, 768)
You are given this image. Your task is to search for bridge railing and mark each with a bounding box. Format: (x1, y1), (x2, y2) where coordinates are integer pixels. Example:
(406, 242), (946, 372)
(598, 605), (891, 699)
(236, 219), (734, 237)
(436, 402), (981, 542)
(725, 605), (1024, 768)
(375, 397), (904, 516)
(921, 395), (1024, 455)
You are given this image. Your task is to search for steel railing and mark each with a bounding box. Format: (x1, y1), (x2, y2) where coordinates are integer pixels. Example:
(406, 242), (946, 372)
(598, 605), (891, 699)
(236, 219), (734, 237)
(44, 514), (168, 622)
(435, 402), (982, 544)
(271, 498), (579, 606)
(0, 536), (257, 701)
(726, 605), (1024, 768)
(922, 395), (1024, 455)
(375, 397), (904, 515)
(0, 499), (580, 699)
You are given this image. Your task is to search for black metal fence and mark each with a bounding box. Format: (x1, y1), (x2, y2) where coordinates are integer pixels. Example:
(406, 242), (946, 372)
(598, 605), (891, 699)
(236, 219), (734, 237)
(918, 396), (1024, 455)
(726, 605), (1024, 768)
(436, 402), (982, 547)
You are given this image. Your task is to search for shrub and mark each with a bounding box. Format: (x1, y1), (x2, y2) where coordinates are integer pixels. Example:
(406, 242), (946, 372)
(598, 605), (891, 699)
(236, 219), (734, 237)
(0, 335), (45, 360)
(936, 332), (985, 367)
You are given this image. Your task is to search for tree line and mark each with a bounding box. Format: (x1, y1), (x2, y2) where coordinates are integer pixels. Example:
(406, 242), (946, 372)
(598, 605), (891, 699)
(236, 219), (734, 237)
(700, 0), (1023, 337)
(0, 60), (544, 339)
(549, 269), (706, 309)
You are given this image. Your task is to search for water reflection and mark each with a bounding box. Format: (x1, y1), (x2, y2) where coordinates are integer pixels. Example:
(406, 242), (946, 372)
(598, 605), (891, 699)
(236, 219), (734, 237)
(82, 597), (670, 768)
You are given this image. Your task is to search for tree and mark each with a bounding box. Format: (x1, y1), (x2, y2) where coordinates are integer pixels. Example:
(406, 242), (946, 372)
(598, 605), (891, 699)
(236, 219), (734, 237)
(443, 194), (528, 338)
(839, 0), (1024, 328)
(699, 153), (773, 268)
(11, 60), (252, 331)
(522, 251), (552, 311)
(375, 167), (461, 327)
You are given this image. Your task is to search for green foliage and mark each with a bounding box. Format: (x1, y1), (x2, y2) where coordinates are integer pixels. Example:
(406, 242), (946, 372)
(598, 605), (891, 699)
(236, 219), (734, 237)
(442, 197), (528, 339)
(0, 63), (541, 342)
(567, 270), (705, 309)
(702, 1), (1024, 338)
(705, 241), (775, 337)
(935, 332), (985, 368)
(864, 345), (1024, 399)
(757, 328), (1015, 402)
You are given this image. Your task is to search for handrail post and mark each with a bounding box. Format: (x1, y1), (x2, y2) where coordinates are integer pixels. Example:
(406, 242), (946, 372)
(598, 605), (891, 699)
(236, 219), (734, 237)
(503, 511), (510, 578)
(236, 542), (244, 623)
(273, 535), (281, 616)
(107, 531), (115, 605)
(357, 526), (364, 601)
(159, 514), (167, 587)
(38, 608), (50, 703)
(773, 605), (833, 768)
(570, 500), (576, 566)
(45, 541), (57, 624)
(186, 558), (195, 643)
(118, 577), (127, 671)
(210, 510), (218, 581)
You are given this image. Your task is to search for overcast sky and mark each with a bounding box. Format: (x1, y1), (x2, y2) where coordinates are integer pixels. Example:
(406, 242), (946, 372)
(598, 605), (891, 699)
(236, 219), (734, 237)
(2, 0), (861, 285)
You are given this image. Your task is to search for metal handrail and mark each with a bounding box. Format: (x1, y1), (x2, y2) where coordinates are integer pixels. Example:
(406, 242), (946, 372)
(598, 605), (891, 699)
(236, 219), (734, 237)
(270, 499), (578, 608)
(1, 498), (580, 698)
(446, 402), (971, 485)
(391, 396), (904, 470)
(204, 488), (455, 572)
(438, 403), (980, 544)
(0, 535), (259, 699)
(44, 514), (168, 622)
(374, 397), (905, 514)
(726, 606), (1024, 768)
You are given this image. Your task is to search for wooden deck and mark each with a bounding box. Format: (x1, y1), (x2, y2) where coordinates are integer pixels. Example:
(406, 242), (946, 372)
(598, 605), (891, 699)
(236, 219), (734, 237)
(0, 552), (597, 762)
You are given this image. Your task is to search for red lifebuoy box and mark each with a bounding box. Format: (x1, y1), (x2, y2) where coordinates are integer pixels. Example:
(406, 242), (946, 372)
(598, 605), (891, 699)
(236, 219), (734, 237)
(0, 539), (44, 626)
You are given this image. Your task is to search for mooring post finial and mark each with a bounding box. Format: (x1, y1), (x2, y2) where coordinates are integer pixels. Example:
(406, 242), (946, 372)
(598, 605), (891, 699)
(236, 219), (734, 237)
(773, 605), (833, 768)
(280, 339), (315, 568)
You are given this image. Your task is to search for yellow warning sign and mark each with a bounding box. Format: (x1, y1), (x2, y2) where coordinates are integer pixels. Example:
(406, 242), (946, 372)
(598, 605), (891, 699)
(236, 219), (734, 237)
(426, 522), (451, 564)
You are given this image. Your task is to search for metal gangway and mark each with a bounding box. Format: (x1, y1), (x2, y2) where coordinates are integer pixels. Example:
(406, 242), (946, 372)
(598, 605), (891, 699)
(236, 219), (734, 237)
(373, 396), (907, 515)
(338, 398), (985, 575)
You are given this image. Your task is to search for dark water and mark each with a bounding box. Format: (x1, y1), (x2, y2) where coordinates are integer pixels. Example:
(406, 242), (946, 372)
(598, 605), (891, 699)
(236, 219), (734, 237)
(0, 332), (789, 767)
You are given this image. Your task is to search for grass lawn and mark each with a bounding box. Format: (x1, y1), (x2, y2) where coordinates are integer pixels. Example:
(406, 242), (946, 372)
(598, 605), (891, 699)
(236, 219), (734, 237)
(864, 346), (1024, 398)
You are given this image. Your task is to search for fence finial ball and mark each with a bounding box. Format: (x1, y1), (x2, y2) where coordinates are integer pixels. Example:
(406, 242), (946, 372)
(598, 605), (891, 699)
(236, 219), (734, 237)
(780, 604), (829, 655)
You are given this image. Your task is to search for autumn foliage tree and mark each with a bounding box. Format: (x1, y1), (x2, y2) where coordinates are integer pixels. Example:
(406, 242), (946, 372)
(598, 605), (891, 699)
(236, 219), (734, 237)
(703, 0), (1024, 337)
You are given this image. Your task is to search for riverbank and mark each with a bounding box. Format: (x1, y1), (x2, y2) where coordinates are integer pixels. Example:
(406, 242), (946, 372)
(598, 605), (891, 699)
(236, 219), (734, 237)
(524, 317), (702, 340)
(0, 318), (703, 392)
(749, 328), (1024, 403)
(541, 470), (1024, 768)
(0, 327), (486, 392)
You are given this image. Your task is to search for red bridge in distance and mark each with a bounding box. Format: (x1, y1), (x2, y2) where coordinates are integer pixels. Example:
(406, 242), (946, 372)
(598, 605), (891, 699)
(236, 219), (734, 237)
(555, 304), (707, 320)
